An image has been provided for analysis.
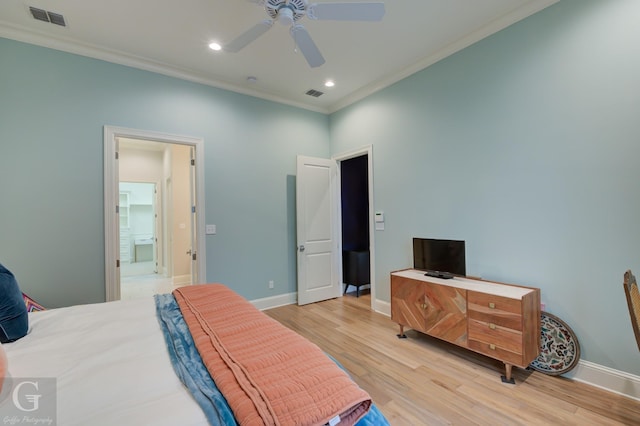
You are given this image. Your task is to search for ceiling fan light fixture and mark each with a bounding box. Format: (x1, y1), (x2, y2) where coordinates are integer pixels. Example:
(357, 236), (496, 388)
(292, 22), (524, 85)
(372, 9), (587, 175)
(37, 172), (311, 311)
(227, 0), (384, 68)
(278, 7), (294, 26)
(324, 80), (335, 88)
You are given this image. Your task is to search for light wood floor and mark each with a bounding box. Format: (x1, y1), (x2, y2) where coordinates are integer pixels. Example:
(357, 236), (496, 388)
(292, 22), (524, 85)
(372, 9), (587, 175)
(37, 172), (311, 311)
(265, 291), (640, 425)
(120, 261), (190, 300)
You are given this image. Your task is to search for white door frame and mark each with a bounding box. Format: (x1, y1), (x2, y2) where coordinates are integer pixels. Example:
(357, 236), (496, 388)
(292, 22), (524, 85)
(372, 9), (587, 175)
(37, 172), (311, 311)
(334, 145), (376, 311)
(103, 125), (206, 302)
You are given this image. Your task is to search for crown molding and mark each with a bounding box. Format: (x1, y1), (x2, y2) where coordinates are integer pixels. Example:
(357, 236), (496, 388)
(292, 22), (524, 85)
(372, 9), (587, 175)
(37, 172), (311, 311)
(1, 0), (558, 116)
(328, 0), (559, 113)
(0, 21), (329, 114)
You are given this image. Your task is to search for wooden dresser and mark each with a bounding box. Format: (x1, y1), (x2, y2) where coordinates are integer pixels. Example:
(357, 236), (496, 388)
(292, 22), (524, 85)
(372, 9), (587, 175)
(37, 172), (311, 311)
(391, 269), (540, 382)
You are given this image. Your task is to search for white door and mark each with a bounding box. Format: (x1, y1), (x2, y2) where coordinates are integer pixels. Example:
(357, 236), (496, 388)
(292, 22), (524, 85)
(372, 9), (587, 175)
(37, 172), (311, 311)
(296, 155), (340, 305)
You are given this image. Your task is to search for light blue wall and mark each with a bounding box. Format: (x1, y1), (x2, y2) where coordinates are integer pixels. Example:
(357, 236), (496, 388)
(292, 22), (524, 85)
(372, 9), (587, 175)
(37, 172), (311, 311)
(330, 0), (640, 374)
(0, 37), (329, 306)
(2, 0), (639, 376)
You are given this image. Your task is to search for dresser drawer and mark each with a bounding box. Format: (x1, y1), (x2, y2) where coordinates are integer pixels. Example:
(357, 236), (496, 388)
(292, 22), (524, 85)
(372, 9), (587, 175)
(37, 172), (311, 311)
(467, 338), (524, 366)
(468, 318), (522, 353)
(467, 291), (523, 331)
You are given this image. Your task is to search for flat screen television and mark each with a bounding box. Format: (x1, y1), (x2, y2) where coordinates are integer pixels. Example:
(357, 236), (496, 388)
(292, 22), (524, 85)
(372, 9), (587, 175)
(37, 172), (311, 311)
(413, 238), (466, 277)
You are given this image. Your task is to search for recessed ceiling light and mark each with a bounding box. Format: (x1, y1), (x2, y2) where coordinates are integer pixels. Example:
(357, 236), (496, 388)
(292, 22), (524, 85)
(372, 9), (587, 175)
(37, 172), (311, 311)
(247, 76), (258, 83)
(208, 42), (222, 51)
(324, 80), (335, 88)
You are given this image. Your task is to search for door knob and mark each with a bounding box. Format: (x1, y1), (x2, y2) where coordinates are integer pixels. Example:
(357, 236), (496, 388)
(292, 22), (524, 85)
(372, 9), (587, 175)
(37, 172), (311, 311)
(299, 245), (305, 252)
(186, 249), (192, 255)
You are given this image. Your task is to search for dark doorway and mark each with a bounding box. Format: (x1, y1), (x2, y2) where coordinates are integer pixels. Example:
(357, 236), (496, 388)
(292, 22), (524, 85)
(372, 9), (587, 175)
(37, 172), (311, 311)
(341, 155), (370, 296)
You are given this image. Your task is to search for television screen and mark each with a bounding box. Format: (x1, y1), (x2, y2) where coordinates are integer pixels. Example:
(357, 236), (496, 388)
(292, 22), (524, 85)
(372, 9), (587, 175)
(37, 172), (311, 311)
(413, 238), (466, 276)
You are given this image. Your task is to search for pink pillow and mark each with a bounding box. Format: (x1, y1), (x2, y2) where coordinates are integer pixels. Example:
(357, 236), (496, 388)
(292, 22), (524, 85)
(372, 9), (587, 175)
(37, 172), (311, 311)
(23, 293), (45, 312)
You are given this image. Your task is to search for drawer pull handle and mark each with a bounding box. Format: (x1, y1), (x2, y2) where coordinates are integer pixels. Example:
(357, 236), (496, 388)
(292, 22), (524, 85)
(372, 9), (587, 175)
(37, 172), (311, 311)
(488, 302), (496, 309)
(489, 323), (496, 330)
(489, 344), (496, 350)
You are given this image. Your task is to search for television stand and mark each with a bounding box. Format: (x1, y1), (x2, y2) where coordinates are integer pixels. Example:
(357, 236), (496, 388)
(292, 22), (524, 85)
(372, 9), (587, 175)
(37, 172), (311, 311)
(391, 269), (540, 383)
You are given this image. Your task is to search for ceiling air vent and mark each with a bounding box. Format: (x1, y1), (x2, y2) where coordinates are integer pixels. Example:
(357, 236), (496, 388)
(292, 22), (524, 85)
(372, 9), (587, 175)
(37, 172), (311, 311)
(29, 6), (66, 27)
(305, 89), (324, 98)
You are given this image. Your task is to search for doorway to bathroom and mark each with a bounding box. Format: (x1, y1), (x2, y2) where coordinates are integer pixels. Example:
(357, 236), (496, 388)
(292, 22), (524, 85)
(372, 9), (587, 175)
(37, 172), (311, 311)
(117, 139), (194, 299)
(103, 126), (206, 302)
(118, 181), (162, 298)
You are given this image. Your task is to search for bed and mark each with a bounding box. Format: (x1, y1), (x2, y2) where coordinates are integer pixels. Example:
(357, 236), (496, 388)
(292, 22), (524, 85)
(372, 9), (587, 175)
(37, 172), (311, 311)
(1, 283), (389, 426)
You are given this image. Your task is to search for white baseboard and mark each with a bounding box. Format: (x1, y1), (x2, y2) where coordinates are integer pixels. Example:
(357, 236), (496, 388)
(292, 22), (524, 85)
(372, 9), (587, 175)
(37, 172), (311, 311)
(172, 274), (191, 285)
(251, 294), (640, 401)
(251, 292), (297, 311)
(564, 360), (640, 401)
(374, 299), (391, 317)
(251, 292), (391, 314)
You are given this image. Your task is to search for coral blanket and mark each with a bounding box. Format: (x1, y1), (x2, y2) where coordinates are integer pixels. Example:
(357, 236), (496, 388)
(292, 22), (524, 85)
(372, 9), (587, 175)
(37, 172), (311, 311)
(173, 284), (371, 426)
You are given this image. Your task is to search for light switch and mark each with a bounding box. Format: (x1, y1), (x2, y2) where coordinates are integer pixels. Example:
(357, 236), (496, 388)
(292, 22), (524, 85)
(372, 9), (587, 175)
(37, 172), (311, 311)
(205, 224), (216, 235)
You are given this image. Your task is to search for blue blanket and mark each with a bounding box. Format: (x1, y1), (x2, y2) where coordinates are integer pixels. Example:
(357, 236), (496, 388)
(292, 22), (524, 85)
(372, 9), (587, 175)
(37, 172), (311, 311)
(155, 294), (389, 426)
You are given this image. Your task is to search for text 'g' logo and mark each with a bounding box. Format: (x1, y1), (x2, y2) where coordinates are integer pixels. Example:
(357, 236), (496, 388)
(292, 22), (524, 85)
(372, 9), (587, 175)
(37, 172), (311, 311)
(12, 381), (42, 412)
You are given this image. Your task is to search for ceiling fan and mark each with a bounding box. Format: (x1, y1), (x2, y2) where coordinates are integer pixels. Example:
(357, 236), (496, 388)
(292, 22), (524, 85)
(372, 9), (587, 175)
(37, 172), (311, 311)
(225, 0), (385, 68)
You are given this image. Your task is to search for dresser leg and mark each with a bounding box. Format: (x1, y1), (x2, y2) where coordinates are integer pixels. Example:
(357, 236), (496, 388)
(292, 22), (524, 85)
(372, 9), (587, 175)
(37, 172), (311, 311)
(501, 363), (515, 384)
(396, 324), (407, 339)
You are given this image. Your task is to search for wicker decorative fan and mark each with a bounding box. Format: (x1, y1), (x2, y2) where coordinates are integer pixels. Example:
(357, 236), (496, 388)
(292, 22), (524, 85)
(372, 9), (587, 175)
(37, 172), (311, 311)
(529, 311), (580, 375)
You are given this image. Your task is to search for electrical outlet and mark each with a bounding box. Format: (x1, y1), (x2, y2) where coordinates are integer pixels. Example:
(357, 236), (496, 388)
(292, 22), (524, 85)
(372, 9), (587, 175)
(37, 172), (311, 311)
(541, 302), (546, 311)
(268, 280), (274, 289)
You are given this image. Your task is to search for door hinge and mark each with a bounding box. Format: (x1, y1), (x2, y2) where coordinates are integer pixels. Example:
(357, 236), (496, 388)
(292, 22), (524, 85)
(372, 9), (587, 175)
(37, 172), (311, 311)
(192, 252), (197, 261)
(116, 205), (119, 214)
(191, 159), (195, 166)
(115, 151), (119, 160)
(116, 259), (120, 268)
(192, 206), (196, 213)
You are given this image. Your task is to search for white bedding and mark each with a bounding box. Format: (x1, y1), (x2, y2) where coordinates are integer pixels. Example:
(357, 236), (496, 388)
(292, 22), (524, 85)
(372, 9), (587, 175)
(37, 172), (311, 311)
(3, 297), (209, 425)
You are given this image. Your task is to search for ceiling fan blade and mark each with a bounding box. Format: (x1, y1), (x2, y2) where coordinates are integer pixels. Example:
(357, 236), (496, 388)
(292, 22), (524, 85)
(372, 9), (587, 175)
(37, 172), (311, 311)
(290, 25), (325, 68)
(225, 20), (274, 52)
(308, 2), (385, 21)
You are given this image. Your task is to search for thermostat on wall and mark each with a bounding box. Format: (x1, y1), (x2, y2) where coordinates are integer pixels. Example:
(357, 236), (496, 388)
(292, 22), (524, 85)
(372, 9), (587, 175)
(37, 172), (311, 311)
(375, 211), (385, 230)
